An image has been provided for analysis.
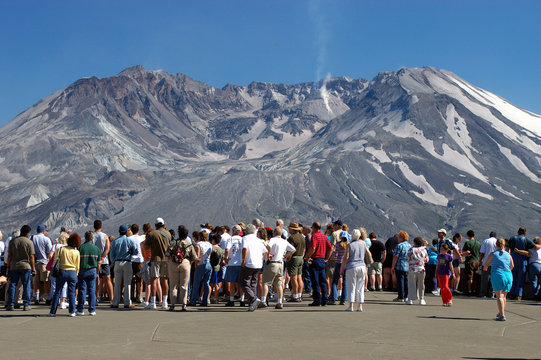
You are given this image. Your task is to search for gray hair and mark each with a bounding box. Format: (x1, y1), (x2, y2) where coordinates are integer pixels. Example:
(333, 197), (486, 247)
(246, 224), (257, 235)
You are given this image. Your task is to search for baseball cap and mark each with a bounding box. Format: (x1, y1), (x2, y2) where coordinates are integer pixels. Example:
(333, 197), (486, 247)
(437, 228), (447, 235)
(155, 218), (165, 226)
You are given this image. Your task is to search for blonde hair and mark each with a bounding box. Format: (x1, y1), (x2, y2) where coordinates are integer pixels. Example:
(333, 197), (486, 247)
(358, 227), (367, 241)
(496, 237), (506, 249)
(58, 232), (69, 245)
(342, 224), (349, 231)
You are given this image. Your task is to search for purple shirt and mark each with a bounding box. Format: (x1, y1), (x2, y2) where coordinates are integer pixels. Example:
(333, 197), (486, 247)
(436, 253), (453, 276)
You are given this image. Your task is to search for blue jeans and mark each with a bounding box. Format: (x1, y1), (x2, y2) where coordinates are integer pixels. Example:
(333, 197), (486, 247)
(510, 255), (527, 297)
(395, 270), (408, 299)
(302, 259), (312, 293)
(309, 258), (327, 304)
(7, 269), (32, 306)
(190, 262), (211, 305)
(77, 268), (97, 313)
(331, 262), (346, 301)
(529, 262), (541, 299)
(50, 270), (77, 314)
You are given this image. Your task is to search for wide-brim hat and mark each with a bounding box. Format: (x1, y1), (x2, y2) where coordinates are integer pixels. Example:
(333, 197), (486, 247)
(288, 222), (302, 231)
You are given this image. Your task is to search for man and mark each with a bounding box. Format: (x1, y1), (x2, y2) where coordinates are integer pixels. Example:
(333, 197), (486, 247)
(304, 222), (332, 306)
(391, 230), (411, 302)
(276, 219), (288, 239)
(240, 224), (268, 311)
(383, 235), (398, 291)
(326, 221), (342, 302)
(129, 224), (145, 303)
(301, 225), (313, 294)
(31, 224), (53, 304)
(368, 232), (386, 291)
(286, 222), (305, 302)
(507, 227), (535, 301)
(461, 230), (481, 296)
(76, 231), (101, 315)
(479, 231), (497, 298)
(5, 225), (35, 311)
(259, 228), (295, 309)
(436, 229), (461, 259)
(109, 224), (138, 309)
(93, 220), (113, 303)
(144, 218), (171, 309)
(224, 225), (244, 306)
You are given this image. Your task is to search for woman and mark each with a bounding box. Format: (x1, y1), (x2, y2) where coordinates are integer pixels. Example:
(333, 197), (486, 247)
(484, 238), (514, 321)
(189, 231), (212, 306)
(406, 237), (428, 305)
(167, 225), (195, 311)
(48, 232), (69, 309)
(331, 230), (348, 305)
(341, 228), (367, 312)
(527, 237), (541, 300)
(451, 233), (463, 294)
(48, 233), (81, 317)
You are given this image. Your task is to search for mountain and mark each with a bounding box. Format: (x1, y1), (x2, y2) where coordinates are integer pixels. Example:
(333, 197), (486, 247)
(1, 65), (540, 238)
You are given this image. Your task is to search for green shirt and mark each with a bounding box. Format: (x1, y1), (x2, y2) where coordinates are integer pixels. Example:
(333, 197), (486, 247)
(462, 239), (481, 263)
(79, 241), (101, 270)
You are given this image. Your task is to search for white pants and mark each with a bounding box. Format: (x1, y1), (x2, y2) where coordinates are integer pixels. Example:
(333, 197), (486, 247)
(346, 266), (366, 303)
(113, 261), (133, 307)
(407, 271), (425, 301)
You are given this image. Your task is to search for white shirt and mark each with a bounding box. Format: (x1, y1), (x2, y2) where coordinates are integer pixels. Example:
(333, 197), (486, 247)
(529, 247), (541, 264)
(219, 233), (231, 252)
(480, 237), (497, 265)
(0, 241), (5, 266)
(196, 241), (212, 264)
(267, 236), (295, 263)
(242, 233), (268, 269)
(226, 235), (243, 266)
(129, 235), (145, 263)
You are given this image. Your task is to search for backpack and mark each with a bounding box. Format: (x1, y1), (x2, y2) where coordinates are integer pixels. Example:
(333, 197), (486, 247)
(210, 247), (221, 268)
(172, 247), (185, 264)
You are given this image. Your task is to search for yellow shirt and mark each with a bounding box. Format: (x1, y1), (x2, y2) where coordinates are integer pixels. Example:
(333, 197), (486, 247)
(55, 246), (80, 275)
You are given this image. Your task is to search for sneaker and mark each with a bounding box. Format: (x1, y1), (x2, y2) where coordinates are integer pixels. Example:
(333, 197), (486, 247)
(432, 290), (440, 296)
(420, 299), (426, 305)
(168, 306), (175, 311)
(225, 301), (235, 307)
(60, 302), (68, 309)
(47, 313), (56, 317)
(406, 300), (413, 305)
(181, 305), (187, 312)
(345, 306), (353, 312)
(257, 302), (268, 309)
(496, 315), (506, 321)
(393, 297), (405, 302)
(161, 303), (169, 310)
(143, 302), (149, 307)
(327, 300), (336, 305)
(69, 313), (76, 317)
(89, 311), (96, 316)
(248, 299), (260, 312)
(76, 311), (85, 316)
(356, 306), (363, 312)
(23, 305), (32, 311)
(339, 300), (345, 305)
(145, 303), (157, 310)
(308, 301), (321, 307)
(275, 303), (283, 309)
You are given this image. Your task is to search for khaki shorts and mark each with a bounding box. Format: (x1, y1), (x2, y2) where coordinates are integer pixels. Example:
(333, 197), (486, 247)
(34, 262), (50, 284)
(368, 262), (383, 275)
(149, 261), (168, 278)
(286, 256), (303, 276)
(262, 262), (283, 288)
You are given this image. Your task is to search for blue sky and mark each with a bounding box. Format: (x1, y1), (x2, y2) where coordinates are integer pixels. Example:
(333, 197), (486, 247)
(1, 0), (540, 126)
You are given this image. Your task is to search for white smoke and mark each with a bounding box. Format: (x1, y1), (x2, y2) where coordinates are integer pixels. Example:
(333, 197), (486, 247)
(320, 73), (332, 114)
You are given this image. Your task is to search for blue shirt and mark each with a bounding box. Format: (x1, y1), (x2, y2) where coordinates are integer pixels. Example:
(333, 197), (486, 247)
(394, 241), (412, 271)
(109, 235), (138, 263)
(427, 247), (438, 265)
(491, 249), (512, 273)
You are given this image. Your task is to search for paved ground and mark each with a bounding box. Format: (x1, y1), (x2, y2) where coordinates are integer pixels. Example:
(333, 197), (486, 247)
(1, 291), (539, 360)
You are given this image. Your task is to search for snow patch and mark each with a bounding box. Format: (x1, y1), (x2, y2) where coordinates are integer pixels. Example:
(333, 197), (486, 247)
(364, 147), (392, 163)
(397, 161), (448, 206)
(493, 184), (521, 200)
(498, 145), (541, 183)
(453, 182), (493, 200)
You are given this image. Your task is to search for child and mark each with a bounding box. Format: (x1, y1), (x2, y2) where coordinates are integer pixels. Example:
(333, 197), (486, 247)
(406, 237), (429, 305)
(436, 244), (454, 306)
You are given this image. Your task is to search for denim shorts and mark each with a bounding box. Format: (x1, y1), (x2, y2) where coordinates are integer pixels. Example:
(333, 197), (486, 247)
(224, 265), (241, 283)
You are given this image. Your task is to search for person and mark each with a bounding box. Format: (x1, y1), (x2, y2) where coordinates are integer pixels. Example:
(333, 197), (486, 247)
(48, 232), (69, 308)
(209, 233), (224, 304)
(483, 238), (514, 321)
(435, 229), (461, 259)
(0, 230), (4, 273)
(436, 244), (454, 306)
(224, 225), (244, 306)
(31, 224), (53, 304)
(140, 223), (154, 306)
(391, 231), (411, 302)
(276, 219), (288, 239)
(461, 230), (481, 296)
(526, 237), (541, 300)
(330, 230), (349, 305)
(5, 225), (35, 311)
(48, 233), (81, 317)
(326, 221), (342, 300)
(93, 220), (113, 304)
(368, 232), (386, 292)
(166, 225), (196, 311)
(301, 226), (312, 294)
(240, 224), (268, 311)
(129, 224), (145, 304)
(406, 237), (428, 305)
(383, 235), (398, 291)
(341, 229), (367, 311)
(285, 222), (305, 303)
(479, 232), (498, 298)
(451, 233), (464, 295)
(304, 222), (332, 306)
(76, 231), (101, 316)
(507, 227), (535, 301)
(144, 218), (172, 309)
(259, 228), (295, 309)
(426, 239), (439, 295)
(109, 224), (138, 309)
(189, 231), (212, 306)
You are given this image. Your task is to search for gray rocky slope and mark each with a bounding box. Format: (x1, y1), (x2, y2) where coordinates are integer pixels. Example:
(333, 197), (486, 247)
(1, 66), (540, 238)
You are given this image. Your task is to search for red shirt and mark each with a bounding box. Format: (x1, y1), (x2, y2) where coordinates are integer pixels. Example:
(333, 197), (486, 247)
(310, 231), (332, 259)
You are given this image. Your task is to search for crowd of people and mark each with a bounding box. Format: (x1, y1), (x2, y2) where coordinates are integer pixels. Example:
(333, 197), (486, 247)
(1, 219), (540, 321)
